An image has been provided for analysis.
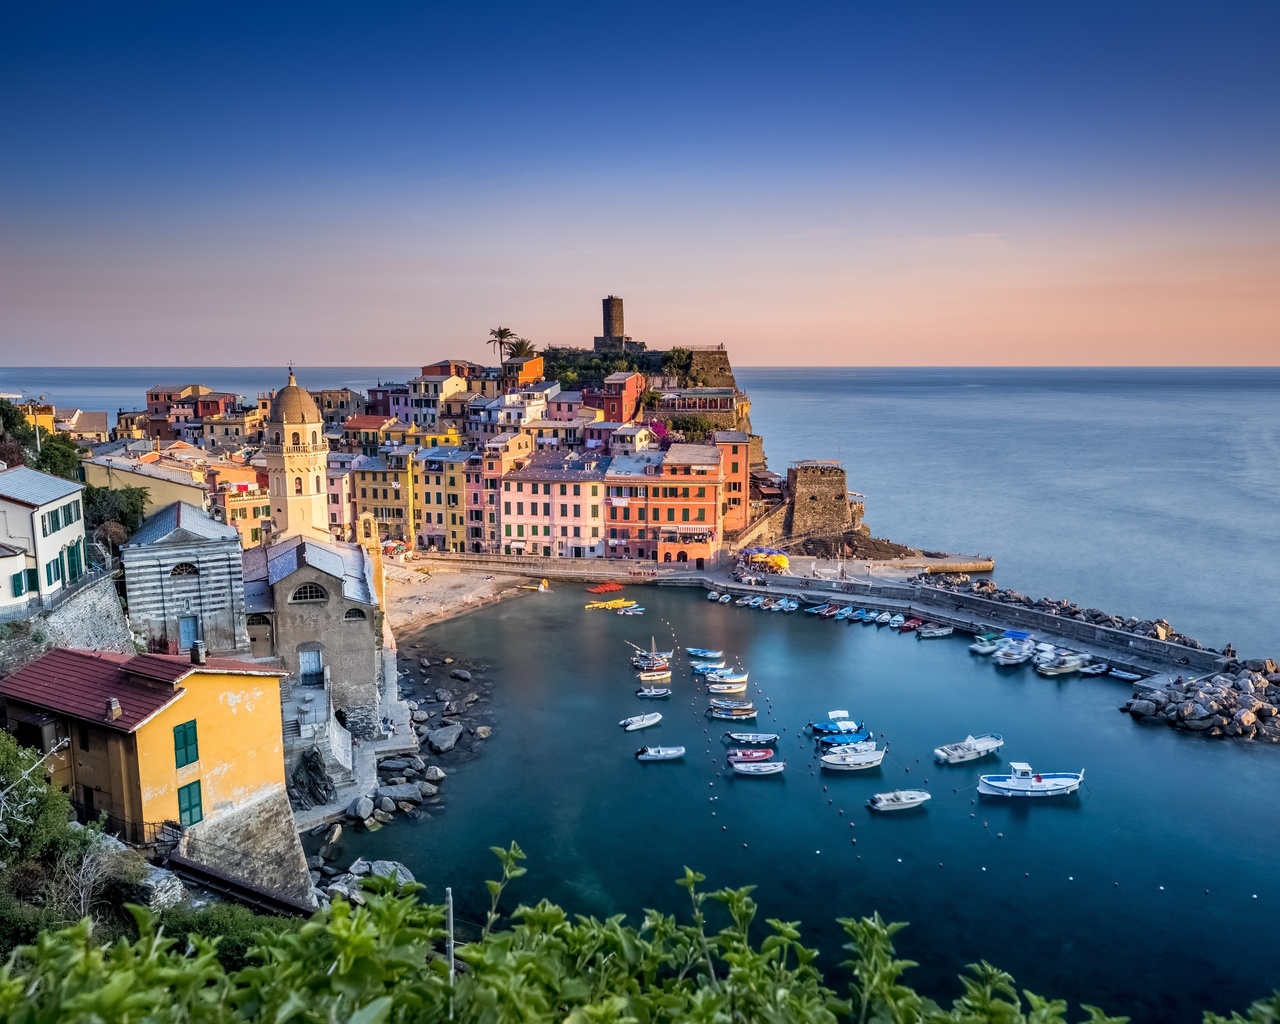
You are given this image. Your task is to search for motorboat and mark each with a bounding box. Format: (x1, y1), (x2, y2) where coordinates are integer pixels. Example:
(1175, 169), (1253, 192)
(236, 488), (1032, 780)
(691, 660), (727, 673)
(978, 762), (1084, 798)
(634, 742), (686, 757)
(709, 698), (754, 709)
(705, 670), (748, 683)
(1108, 668), (1144, 682)
(686, 648), (724, 659)
(706, 591), (721, 601)
(707, 681), (748, 694)
(731, 760), (786, 776)
(724, 732), (779, 744)
(917, 624), (955, 639)
(875, 612), (892, 625)
(637, 669), (672, 682)
(900, 618), (924, 632)
(1034, 653), (1086, 677)
(888, 613), (906, 629)
(709, 706), (757, 720)
(819, 728), (874, 746)
(727, 747), (775, 762)
(635, 686), (672, 698)
(968, 633), (1001, 655)
(719, 594), (733, 604)
(991, 639), (1036, 666)
(867, 790), (931, 812)
(620, 713), (662, 731)
(933, 733), (1004, 764)
(735, 595), (754, 607)
(749, 596), (765, 609)
(1079, 662), (1110, 676)
(807, 711), (863, 736)
(821, 746), (885, 771)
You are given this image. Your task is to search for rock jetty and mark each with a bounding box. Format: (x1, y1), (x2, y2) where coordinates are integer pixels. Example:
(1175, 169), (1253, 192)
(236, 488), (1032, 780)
(924, 574), (1210, 651)
(1122, 663), (1280, 741)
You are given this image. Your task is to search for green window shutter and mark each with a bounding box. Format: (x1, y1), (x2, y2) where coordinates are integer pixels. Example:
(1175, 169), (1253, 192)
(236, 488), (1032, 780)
(25, 568), (37, 591)
(11, 572), (24, 597)
(177, 780), (203, 826)
(174, 720), (199, 768)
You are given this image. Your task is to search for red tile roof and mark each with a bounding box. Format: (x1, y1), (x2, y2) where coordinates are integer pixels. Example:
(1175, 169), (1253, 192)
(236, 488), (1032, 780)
(0, 649), (280, 733)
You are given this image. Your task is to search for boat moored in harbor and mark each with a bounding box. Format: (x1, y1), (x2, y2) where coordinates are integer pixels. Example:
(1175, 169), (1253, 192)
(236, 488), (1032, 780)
(635, 746), (685, 761)
(978, 762), (1084, 797)
(867, 789), (931, 811)
(821, 746), (886, 770)
(732, 760), (786, 776)
(933, 733), (1004, 763)
(724, 731), (779, 744)
(635, 686), (672, 698)
(685, 648), (724, 659)
(620, 712), (663, 731)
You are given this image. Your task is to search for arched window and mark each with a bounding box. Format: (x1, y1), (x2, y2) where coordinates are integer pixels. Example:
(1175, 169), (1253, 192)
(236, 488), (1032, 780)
(294, 476), (303, 495)
(291, 431), (300, 445)
(363, 520), (372, 539)
(246, 613), (271, 625)
(274, 431), (281, 444)
(343, 608), (367, 620)
(311, 430), (318, 445)
(315, 476), (322, 493)
(289, 583), (328, 603)
(169, 562), (199, 577)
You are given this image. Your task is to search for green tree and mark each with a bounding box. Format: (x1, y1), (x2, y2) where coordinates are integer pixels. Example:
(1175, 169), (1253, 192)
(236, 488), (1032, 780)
(32, 431), (82, 481)
(83, 484), (150, 535)
(506, 337), (537, 358)
(666, 415), (717, 442)
(488, 326), (516, 363)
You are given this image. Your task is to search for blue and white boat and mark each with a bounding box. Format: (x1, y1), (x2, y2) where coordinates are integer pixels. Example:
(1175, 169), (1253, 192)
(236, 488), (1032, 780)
(719, 594), (733, 604)
(819, 728), (874, 746)
(888, 613), (906, 629)
(875, 611), (892, 625)
(851, 608), (870, 621)
(833, 606), (853, 621)
(705, 669), (749, 683)
(706, 591), (721, 601)
(805, 603), (832, 616)
(691, 660), (727, 673)
(807, 711), (863, 736)
(749, 596), (765, 609)
(686, 648), (724, 659)
(978, 762), (1084, 798)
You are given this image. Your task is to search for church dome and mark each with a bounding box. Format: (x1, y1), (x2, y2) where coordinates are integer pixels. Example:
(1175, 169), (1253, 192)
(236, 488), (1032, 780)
(269, 372), (321, 425)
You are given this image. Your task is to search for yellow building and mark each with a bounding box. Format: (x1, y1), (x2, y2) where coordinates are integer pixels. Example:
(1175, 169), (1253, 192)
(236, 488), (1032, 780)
(404, 423), (463, 450)
(0, 647), (310, 899)
(82, 455), (211, 514)
(19, 402), (56, 435)
(351, 446), (416, 544)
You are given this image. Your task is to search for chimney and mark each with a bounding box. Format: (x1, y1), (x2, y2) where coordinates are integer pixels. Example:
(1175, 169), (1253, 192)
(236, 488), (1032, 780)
(105, 697), (122, 722)
(190, 640), (207, 665)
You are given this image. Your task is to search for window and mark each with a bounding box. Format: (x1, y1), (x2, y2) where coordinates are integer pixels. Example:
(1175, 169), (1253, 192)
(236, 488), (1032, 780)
(560, 484), (567, 495)
(344, 608), (367, 620)
(682, 508), (690, 522)
(78, 723), (90, 752)
(45, 557), (62, 586)
(291, 431), (300, 445)
(250, 528), (261, 542)
(174, 720), (199, 768)
(560, 504), (567, 517)
(177, 780), (203, 826)
(697, 487), (705, 497)
(731, 461), (739, 473)
(170, 563), (199, 577)
(591, 485), (599, 496)
(11, 571), (26, 597)
(294, 477), (303, 495)
(290, 583), (328, 603)
(696, 508), (706, 521)
(573, 484), (580, 496)
(667, 508), (675, 522)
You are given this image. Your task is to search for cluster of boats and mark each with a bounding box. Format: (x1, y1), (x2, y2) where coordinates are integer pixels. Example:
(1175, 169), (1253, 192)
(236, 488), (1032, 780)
(586, 597), (644, 616)
(806, 605), (955, 636)
(970, 630), (1143, 680)
(708, 591), (800, 612)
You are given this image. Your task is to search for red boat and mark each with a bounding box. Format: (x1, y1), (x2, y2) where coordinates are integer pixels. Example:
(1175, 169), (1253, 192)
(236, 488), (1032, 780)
(900, 618), (925, 632)
(587, 582), (624, 594)
(727, 748), (775, 762)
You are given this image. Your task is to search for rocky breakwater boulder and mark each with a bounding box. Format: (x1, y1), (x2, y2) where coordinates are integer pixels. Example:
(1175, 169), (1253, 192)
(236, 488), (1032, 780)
(1121, 669), (1280, 742)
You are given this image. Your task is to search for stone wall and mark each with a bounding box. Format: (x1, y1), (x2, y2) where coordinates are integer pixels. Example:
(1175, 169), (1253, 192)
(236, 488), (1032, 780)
(184, 786), (312, 902)
(0, 575), (133, 675)
(121, 539), (249, 653)
(785, 463), (854, 537)
(688, 350), (738, 389)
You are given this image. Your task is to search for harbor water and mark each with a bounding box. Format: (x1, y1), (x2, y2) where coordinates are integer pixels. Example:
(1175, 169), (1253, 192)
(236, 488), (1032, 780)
(352, 586), (1280, 1021)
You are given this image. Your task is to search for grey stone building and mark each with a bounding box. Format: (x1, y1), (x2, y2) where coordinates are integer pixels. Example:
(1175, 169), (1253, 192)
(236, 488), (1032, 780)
(242, 534), (382, 739)
(121, 502), (249, 654)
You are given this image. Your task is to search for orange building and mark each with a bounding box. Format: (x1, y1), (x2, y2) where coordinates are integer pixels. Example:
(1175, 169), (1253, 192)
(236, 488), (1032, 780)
(713, 431), (752, 536)
(500, 355), (544, 393)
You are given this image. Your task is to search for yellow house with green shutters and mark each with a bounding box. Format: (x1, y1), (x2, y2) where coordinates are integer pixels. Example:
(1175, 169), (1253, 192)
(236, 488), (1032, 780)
(0, 647), (311, 900)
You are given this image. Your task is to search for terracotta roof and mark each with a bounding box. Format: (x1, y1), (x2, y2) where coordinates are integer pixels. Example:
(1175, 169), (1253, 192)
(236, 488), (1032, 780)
(0, 648), (281, 733)
(344, 415), (402, 430)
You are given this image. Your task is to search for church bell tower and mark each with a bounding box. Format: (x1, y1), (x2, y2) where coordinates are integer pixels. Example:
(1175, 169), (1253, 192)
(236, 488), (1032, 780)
(263, 370), (331, 545)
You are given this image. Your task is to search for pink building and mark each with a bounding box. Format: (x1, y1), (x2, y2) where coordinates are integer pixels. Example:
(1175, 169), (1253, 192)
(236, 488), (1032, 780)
(500, 452), (609, 558)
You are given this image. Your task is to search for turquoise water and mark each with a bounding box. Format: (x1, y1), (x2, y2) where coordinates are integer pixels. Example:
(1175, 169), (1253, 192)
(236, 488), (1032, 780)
(351, 587), (1280, 1021)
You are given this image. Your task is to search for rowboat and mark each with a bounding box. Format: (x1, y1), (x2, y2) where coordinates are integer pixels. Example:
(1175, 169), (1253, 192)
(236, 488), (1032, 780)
(851, 608), (870, 621)
(635, 686), (672, 698)
(706, 591), (721, 601)
(709, 698), (753, 709)
(821, 746), (885, 771)
(818, 729), (874, 746)
(875, 612), (892, 625)
(888, 613), (905, 629)
(731, 760), (786, 776)
(805, 603), (832, 616)
(724, 732), (779, 744)
(705, 670), (748, 683)
(749, 596), (765, 609)
(807, 711), (862, 736)
(735, 595), (755, 606)
(619, 713), (662, 731)
(709, 707), (757, 720)
(719, 594), (733, 604)
(635, 746), (684, 761)
(686, 648), (724, 659)
(1078, 662), (1110, 676)
(631, 657), (668, 671)
(707, 681), (747, 694)
(691, 662), (727, 675)
(726, 747), (775, 762)
(833, 606), (853, 621)
(867, 790), (931, 812)
(917, 624), (954, 638)
(933, 733), (1004, 764)
(637, 670), (671, 682)
(900, 618), (924, 632)
(978, 762), (1084, 798)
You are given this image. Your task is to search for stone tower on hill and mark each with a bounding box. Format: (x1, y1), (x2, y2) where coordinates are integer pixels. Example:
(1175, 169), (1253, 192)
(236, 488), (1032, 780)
(262, 371), (331, 545)
(594, 295), (645, 353)
(784, 461), (858, 538)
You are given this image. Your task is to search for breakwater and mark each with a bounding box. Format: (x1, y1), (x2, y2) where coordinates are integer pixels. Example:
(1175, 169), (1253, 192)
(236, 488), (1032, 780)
(1126, 665), (1280, 740)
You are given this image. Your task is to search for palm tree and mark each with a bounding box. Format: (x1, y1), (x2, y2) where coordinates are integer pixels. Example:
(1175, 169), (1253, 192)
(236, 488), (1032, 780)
(488, 327), (516, 363)
(506, 337), (537, 359)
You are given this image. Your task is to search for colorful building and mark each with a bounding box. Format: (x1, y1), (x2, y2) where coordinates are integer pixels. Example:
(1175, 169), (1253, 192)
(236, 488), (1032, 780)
(713, 430), (752, 536)
(217, 484), (273, 547)
(0, 466), (89, 614)
(583, 371), (646, 424)
(602, 451), (665, 561)
(406, 373), (467, 429)
(501, 452), (609, 558)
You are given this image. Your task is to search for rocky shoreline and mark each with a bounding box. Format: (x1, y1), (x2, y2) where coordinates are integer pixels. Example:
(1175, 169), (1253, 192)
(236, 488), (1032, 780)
(1122, 661), (1280, 741)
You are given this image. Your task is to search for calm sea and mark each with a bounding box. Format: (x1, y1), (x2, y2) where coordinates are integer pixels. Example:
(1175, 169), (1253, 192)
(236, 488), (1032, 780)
(6, 364), (1277, 655)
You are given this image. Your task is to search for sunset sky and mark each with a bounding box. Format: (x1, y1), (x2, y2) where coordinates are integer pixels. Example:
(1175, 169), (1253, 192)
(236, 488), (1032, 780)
(1, 1), (1277, 366)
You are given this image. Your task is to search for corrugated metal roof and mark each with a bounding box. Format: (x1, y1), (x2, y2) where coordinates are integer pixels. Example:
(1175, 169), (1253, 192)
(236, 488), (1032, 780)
(127, 501), (238, 547)
(0, 466), (84, 508)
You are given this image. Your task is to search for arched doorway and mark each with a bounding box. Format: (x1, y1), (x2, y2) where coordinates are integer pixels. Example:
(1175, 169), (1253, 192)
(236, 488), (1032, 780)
(695, 557), (705, 570)
(676, 550), (688, 563)
(663, 552), (672, 563)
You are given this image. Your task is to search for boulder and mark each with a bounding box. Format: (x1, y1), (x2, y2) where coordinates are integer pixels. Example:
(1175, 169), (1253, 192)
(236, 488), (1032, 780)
(407, 756), (426, 770)
(411, 711), (430, 723)
(370, 860), (416, 886)
(373, 810), (395, 824)
(1256, 704), (1277, 719)
(306, 855), (325, 870)
(324, 823), (343, 846)
(378, 797), (396, 813)
(444, 700), (465, 716)
(450, 669), (472, 682)
(428, 724), (465, 753)
(396, 801), (418, 813)
(319, 844), (338, 861)
(443, 657), (454, 664)
(434, 688), (454, 702)
(422, 765), (446, 782)
(348, 857), (371, 876)
(378, 759), (409, 771)
(1233, 709), (1258, 728)
(417, 781), (439, 798)
(419, 658), (431, 669)
(375, 783), (424, 804)
(1184, 718), (1214, 731)
(1128, 700), (1157, 718)
(348, 796), (375, 821)
(475, 725), (492, 739)
(464, 692), (481, 706)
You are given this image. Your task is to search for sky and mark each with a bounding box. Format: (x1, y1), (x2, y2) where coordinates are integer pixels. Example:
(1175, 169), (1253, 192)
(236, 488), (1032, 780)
(1, 1), (1277, 366)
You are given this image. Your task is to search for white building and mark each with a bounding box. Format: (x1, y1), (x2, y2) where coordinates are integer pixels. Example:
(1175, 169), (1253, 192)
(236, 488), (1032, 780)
(0, 465), (89, 616)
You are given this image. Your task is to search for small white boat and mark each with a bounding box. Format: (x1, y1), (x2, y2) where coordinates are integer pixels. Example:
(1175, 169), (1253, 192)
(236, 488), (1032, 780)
(731, 760), (786, 776)
(1108, 668), (1144, 682)
(760, 598), (778, 611)
(726, 747), (775, 762)
(719, 594), (733, 604)
(888, 613), (905, 628)
(821, 747), (885, 771)
(705, 670), (748, 683)
(709, 707), (757, 720)
(686, 648), (724, 659)
(867, 790), (931, 811)
(709, 698), (753, 709)
(735, 595), (754, 607)
(635, 686), (672, 698)
(620, 713), (662, 731)
(1034, 653), (1086, 676)
(969, 633), (1001, 655)
(706, 591), (721, 601)
(933, 733), (1004, 764)
(917, 624), (954, 639)
(635, 746), (685, 761)
(637, 669), (672, 682)
(978, 762), (1084, 798)
(746, 596), (763, 608)
(781, 599), (799, 612)
(691, 660), (727, 673)
(724, 731), (779, 744)
(707, 681), (748, 694)
(875, 612), (892, 625)
(991, 639), (1035, 666)
(1079, 662), (1110, 676)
